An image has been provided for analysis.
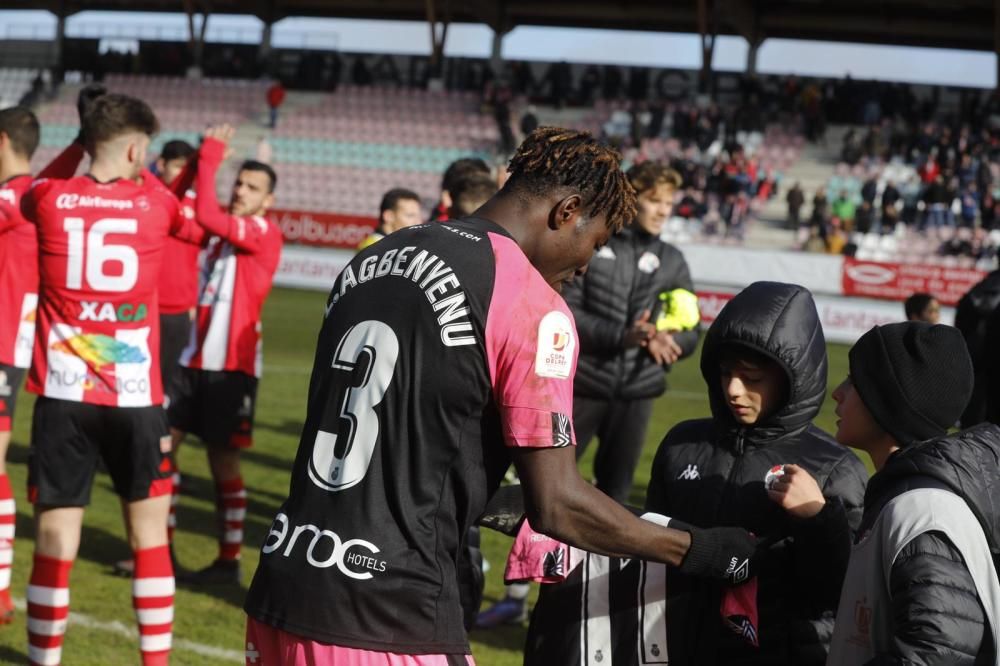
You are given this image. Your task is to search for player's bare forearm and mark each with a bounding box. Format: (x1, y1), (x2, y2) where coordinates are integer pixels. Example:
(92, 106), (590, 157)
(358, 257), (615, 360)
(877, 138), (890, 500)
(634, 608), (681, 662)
(511, 447), (691, 565)
(37, 142), (85, 179)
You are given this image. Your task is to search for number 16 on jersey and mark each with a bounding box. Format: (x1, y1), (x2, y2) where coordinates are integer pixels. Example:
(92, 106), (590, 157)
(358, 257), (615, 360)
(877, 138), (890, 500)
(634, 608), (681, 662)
(308, 321), (399, 493)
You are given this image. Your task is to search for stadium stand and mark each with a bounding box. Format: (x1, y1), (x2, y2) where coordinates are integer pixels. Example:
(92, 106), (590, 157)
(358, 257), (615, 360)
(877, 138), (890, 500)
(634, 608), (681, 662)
(28, 74), (502, 216)
(0, 68), (39, 109)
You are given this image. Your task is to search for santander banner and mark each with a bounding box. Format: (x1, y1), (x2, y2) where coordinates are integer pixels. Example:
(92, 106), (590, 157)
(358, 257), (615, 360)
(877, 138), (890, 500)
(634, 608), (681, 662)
(268, 208), (377, 250)
(841, 258), (986, 306)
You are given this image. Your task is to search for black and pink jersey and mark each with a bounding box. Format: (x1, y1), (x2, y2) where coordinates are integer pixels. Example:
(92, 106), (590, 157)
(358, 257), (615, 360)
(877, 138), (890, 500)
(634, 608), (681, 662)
(245, 218), (579, 654)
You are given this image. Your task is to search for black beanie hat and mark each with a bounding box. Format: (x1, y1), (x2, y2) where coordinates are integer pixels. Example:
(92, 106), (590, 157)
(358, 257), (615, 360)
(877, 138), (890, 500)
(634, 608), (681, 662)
(848, 322), (973, 446)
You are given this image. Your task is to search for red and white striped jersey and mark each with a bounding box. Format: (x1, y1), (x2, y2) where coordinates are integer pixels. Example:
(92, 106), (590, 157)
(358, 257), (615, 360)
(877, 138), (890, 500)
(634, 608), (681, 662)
(0, 175), (39, 369)
(21, 173), (200, 406)
(180, 138), (282, 378)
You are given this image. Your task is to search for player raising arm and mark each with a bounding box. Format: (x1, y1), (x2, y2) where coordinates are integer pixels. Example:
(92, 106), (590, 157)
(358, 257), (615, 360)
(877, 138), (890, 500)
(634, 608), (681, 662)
(0, 91), (119, 625)
(168, 124), (282, 584)
(19, 93), (209, 666)
(243, 127), (758, 664)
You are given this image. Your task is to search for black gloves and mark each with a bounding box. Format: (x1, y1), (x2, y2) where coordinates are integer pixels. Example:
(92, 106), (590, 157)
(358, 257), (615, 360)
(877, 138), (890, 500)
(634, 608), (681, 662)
(76, 83), (107, 145)
(476, 484), (526, 536)
(674, 521), (758, 585)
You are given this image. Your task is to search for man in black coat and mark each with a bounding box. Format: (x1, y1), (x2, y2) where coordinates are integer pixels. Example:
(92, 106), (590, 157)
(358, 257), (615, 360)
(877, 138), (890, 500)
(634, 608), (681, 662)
(564, 162), (700, 504)
(646, 282), (868, 665)
(956, 269), (1000, 427)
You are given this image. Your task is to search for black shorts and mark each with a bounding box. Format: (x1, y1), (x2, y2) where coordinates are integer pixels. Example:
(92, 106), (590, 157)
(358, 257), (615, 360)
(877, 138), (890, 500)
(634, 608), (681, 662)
(167, 367), (258, 449)
(0, 364), (26, 432)
(159, 312), (192, 405)
(28, 397), (172, 506)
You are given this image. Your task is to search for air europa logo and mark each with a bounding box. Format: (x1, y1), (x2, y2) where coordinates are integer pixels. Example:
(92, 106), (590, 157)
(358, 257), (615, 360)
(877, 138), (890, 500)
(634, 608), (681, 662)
(55, 193), (135, 210)
(844, 263), (896, 285)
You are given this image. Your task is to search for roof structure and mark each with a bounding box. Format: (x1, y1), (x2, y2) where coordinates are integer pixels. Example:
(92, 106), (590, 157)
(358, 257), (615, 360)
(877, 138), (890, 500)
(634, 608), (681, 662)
(30, 0), (999, 53)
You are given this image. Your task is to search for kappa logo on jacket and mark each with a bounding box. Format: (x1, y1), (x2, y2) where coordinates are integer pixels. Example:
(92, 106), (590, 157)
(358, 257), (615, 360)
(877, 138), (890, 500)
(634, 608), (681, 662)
(677, 464), (700, 480)
(595, 246), (616, 260)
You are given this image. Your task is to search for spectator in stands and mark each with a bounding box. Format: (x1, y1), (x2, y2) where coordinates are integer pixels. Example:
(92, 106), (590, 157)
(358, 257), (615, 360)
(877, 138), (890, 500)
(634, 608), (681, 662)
(357, 188), (422, 250)
(921, 175), (956, 231)
(490, 79), (516, 155)
(646, 281), (867, 665)
(430, 157), (491, 223)
(855, 201), (875, 235)
(982, 191), (998, 230)
(881, 179), (901, 229)
(960, 183), (980, 228)
(447, 173), (498, 219)
(861, 174), (878, 207)
(810, 187), (830, 231)
(904, 292), (941, 324)
(831, 189), (856, 232)
(266, 80), (286, 129)
(786, 181), (805, 230)
(805, 226), (827, 253)
(826, 218), (848, 254)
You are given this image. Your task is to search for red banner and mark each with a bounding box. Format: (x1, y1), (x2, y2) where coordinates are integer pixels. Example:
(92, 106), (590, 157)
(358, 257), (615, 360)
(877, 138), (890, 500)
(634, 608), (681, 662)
(268, 209), (377, 250)
(841, 258), (986, 306)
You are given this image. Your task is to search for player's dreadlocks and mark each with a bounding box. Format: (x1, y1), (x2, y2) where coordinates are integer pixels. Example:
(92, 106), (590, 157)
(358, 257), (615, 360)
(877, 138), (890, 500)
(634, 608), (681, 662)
(506, 126), (636, 231)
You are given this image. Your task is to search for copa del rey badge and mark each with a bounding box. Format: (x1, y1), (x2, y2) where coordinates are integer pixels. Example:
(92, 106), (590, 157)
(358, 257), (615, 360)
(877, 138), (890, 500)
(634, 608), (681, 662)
(535, 311), (574, 379)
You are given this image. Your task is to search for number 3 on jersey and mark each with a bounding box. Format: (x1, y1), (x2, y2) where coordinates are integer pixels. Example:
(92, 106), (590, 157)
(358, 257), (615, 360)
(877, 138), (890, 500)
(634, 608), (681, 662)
(309, 320), (399, 492)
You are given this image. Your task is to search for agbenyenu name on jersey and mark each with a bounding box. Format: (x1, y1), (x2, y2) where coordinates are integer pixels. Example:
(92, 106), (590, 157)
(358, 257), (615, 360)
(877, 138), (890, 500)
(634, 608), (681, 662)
(329, 244), (476, 347)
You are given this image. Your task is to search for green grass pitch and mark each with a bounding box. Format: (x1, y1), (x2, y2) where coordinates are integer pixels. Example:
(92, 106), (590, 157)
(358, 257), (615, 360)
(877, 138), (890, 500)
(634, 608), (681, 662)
(0, 287), (865, 664)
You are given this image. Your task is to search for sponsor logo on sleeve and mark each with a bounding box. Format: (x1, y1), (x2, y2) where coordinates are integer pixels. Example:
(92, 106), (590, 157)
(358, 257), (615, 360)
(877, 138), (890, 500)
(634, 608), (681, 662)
(534, 311), (574, 379)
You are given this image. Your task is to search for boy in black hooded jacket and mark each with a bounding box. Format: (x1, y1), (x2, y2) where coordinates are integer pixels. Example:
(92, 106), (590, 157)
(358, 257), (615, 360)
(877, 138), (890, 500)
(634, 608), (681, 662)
(644, 281), (868, 665)
(521, 282), (867, 665)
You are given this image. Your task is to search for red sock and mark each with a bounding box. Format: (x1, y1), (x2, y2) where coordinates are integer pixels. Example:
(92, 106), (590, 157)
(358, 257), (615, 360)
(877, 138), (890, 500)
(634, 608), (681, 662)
(27, 553), (73, 666)
(0, 474), (15, 597)
(167, 469), (181, 545)
(133, 544), (174, 666)
(217, 477), (246, 562)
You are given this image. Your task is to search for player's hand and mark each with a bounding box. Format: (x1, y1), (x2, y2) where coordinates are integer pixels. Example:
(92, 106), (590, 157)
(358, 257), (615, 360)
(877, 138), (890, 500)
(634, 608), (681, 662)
(676, 524), (758, 585)
(623, 310), (655, 349)
(77, 83), (106, 123)
(646, 331), (683, 365)
(766, 464), (826, 519)
(203, 123), (236, 146)
(75, 83), (107, 145)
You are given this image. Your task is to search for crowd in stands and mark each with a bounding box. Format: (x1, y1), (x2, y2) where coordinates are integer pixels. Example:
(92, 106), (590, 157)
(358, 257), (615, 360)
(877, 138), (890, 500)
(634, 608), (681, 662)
(788, 79), (1000, 267)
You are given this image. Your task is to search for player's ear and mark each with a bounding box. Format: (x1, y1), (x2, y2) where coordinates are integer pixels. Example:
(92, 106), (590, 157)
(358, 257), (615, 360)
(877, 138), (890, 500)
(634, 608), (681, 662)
(548, 194), (582, 231)
(262, 191), (275, 212)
